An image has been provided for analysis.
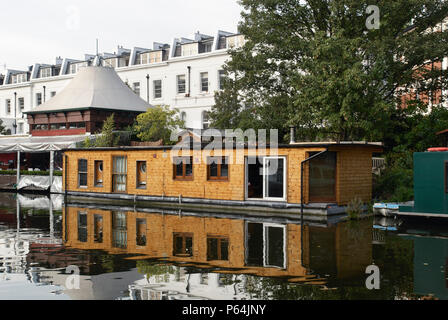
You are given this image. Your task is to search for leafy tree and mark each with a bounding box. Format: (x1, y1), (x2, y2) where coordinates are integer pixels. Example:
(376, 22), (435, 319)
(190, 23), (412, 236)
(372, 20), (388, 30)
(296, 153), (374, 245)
(0, 119), (6, 135)
(134, 105), (184, 145)
(211, 0), (448, 143)
(93, 114), (120, 147)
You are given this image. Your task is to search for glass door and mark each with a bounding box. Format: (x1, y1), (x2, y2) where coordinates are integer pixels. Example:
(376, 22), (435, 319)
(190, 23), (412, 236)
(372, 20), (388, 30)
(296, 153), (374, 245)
(263, 157), (286, 201)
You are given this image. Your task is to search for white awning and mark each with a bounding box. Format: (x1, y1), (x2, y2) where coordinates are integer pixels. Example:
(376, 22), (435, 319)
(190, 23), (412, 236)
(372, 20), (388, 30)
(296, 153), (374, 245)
(0, 134), (89, 152)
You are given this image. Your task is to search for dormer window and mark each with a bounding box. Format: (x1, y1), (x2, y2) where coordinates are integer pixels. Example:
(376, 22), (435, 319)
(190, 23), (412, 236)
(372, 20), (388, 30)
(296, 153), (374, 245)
(40, 68), (52, 78)
(182, 43), (198, 57)
(11, 73), (27, 84)
(199, 40), (213, 54)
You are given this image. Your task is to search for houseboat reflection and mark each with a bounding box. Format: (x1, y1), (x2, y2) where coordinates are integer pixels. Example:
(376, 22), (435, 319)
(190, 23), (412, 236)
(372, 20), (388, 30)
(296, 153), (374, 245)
(62, 205), (373, 289)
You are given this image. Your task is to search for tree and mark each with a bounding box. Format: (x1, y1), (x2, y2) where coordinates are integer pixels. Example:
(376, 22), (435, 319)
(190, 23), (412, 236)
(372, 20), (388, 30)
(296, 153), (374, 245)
(211, 0), (448, 143)
(0, 119), (6, 135)
(93, 114), (120, 147)
(134, 105), (184, 145)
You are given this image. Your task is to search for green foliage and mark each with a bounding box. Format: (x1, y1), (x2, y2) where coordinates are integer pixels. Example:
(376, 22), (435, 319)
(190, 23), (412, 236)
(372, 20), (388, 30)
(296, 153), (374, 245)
(92, 114), (120, 147)
(346, 197), (363, 220)
(136, 260), (175, 279)
(211, 0), (448, 143)
(134, 105), (184, 145)
(0, 119), (6, 135)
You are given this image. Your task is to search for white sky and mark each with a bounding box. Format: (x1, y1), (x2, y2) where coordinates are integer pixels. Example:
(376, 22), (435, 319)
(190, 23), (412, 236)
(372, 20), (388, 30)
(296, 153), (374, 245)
(0, 0), (243, 71)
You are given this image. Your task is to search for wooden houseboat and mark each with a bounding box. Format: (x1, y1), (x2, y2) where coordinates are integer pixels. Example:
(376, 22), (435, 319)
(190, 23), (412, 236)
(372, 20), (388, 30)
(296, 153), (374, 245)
(62, 141), (382, 219)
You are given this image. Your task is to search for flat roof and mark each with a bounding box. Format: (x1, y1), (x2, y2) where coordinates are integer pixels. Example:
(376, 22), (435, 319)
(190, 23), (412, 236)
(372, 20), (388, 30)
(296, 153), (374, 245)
(63, 141), (383, 152)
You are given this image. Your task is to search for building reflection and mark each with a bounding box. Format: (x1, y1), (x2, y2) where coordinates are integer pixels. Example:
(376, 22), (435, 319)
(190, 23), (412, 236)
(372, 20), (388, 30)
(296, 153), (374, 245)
(62, 205), (373, 299)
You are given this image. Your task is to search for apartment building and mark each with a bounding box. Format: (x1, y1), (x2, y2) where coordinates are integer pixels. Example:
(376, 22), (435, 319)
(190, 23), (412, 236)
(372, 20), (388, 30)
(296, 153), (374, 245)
(0, 31), (245, 135)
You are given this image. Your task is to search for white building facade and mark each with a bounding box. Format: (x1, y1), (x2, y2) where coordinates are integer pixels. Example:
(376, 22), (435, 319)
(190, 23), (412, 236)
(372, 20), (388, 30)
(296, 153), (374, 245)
(0, 31), (245, 135)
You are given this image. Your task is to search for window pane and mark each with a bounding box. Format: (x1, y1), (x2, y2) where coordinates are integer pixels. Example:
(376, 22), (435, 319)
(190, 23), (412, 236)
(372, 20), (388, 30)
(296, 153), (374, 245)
(309, 152), (337, 202)
(210, 162), (218, 177)
(94, 215), (103, 243)
(185, 162), (193, 176)
(220, 239), (229, 260)
(207, 238), (218, 260)
(266, 158), (284, 198)
(78, 212), (87, 242)
(266, 226), (284, 268)
(176, 163), (183, 176)
(221, 162), (229, 178)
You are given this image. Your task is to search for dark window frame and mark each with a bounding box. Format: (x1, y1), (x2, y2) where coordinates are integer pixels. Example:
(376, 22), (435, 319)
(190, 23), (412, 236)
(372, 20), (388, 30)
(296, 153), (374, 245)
(173, 232), (193, 257)
(207, 156), (229, 181)
(173, 156), (193, 181)
(94, 160), (104, 187)
(207, 235), (229, 261)
(136, 160), (147, 189)
(78, 159), (88, 188)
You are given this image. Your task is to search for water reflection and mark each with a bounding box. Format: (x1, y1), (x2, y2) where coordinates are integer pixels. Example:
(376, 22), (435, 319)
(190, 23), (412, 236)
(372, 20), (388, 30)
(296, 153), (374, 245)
(0, 193), (448, 300)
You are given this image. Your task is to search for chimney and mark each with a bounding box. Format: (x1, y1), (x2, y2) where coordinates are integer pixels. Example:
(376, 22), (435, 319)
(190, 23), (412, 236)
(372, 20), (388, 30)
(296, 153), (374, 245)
(290, 126), (296, 144)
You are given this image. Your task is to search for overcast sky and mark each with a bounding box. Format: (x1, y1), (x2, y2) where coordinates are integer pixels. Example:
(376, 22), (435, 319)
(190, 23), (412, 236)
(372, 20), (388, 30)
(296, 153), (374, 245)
(0, 0), (243, 71)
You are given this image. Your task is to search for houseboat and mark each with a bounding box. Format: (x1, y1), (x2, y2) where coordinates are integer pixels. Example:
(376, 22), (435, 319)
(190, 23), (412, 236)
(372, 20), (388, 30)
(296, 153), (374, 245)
(62, 141), (382, 220)
(399, 148), (448, 218)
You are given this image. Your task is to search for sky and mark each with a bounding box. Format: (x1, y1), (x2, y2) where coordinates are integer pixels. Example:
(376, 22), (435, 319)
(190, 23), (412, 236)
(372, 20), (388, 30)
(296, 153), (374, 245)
(0, 0), (243, 71)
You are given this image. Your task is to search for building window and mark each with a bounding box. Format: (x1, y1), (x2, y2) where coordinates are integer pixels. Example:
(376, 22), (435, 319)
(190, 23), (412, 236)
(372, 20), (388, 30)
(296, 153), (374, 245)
(207, 236), (229, 261)
(40, 68), (52, 78)
(153, 80), (162, 99)
(202, 111), (210, 129)
(177, 75), (186, 94)
(207, 157), (229, 181)
(94, 214), (103, 243)
(94, 160), (103, 187)
(173, 157), (193, 180)
(133, 82), (140, 96)
(78, 159), (88, 187)
(200, 72), (209, 92)
(18, 123), (23, 134)
(218, 70), (225, 90)
(18, 98), (24, 112)
(36, 93), (42, 106)
(113, 156), (127, 192)
(181, 112), (187, 124)
(5, 99), (11, 114)
(112, 212), (127, 249)
(173, 233), (193, 257)
(77, 212), (88, 243)
(136, 218), (147, 246)
(136, 161), (147, 189)
(50, 91), (56, 98)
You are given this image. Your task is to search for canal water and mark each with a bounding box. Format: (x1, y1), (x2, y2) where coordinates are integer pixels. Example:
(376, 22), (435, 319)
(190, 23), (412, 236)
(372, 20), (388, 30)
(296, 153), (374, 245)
(0, 192), (447, 300)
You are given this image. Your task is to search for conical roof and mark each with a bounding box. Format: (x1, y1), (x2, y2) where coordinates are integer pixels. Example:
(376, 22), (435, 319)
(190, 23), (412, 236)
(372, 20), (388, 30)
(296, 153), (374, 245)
(27, 66), (152, 114)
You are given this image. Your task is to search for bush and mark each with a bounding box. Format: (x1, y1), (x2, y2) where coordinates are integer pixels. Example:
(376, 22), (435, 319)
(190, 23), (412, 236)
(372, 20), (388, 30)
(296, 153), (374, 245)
(346, 197), (364, 220)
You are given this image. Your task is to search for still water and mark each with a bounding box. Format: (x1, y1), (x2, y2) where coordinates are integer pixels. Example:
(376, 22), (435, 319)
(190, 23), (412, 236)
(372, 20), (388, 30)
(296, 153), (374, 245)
(0, 192), (447, 300)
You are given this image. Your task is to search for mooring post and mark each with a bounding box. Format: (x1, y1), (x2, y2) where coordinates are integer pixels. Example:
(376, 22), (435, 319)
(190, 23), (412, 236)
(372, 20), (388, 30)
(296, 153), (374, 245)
(49, 150), (54, 193)
(16, 150), (20, 188)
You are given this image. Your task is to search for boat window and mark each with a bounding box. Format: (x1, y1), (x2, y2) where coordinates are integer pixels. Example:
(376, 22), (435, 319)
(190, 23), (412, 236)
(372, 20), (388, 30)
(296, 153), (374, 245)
(78, 159), (88, 188)
(207, 157), (229, 181)
(309, 152), (337, 202)
(136, 161), (147, 188)
(94, 214), (103, 243)
(136, 218), (147, 246)
(112, 156), (127, 192)
(94, 160), (103, 187)
(173, 233), (193, 257)
(112, 212), (127, 249)
(207, 236), (229, 261)
(77, 212), (88, 242)
(173, 157), (193, 180)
